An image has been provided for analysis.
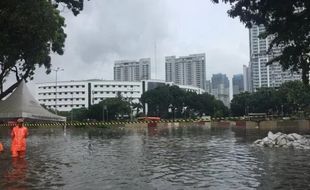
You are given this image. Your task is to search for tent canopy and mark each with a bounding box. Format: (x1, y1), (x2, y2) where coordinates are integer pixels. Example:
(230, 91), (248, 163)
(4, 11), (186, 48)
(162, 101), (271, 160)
(0, 81), (66, 122)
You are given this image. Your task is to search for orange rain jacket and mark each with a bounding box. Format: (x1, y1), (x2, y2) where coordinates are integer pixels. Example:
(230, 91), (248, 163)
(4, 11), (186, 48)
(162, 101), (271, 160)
(11, 125), (28, 152)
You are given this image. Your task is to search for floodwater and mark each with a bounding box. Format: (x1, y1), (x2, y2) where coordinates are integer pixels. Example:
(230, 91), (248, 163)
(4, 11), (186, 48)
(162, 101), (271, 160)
(0, 125), (310, 190)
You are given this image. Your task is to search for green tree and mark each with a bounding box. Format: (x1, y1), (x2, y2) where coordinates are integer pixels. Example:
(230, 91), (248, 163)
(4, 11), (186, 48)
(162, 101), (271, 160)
(230, 92), (251, 116)
(277, 81), (310, 114)
(141, 85), (229, 119)
(0, 0), (86, 100)
(88, 97), (131, 121)
(71, 108), (89, 121)
(213, 0), (310, 85)
(230, 81), (310, 116)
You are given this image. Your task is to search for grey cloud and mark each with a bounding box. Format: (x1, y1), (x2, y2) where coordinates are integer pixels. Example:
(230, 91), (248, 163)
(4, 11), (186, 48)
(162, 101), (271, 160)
(30, 0), (249, 86)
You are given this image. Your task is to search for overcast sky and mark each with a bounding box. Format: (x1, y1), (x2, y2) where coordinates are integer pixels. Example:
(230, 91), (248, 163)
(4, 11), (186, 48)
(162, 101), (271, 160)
(30, 0), (249, 87)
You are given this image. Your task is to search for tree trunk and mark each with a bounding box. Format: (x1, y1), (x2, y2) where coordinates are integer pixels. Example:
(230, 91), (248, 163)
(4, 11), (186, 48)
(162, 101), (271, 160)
(0, 80), (22, 100)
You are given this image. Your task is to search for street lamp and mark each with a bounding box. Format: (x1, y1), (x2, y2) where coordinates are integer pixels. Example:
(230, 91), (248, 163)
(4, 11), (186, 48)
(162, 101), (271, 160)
(53, 67), (64, 114)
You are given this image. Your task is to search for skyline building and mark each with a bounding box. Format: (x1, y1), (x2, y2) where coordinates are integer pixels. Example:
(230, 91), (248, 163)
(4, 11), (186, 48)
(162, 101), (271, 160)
(114, 58), (151, 82)
(205, 80), (211, 94)
(211, 73), (230, 108)
(232, 74), (244, 96)
(249, 25), (301, 91)
(165, 53), (206, 89)
(243, 65), (252, 92)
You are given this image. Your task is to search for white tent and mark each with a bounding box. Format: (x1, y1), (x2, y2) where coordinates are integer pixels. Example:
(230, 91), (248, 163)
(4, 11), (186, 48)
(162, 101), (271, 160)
(0, 81), (66, 122)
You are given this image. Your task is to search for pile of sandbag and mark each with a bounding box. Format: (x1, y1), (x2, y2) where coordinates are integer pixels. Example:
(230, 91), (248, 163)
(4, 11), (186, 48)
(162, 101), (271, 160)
(254, 131), (310, 149)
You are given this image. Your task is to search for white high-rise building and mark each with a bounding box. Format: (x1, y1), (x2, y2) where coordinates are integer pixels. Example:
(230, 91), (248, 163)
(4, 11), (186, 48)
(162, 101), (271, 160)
(165, 53), (206, 89)
(114, 58), (151, 82)
(211, 73), (230, 108)
(243, 65), (252, 92)
(249, 25), (301, 91)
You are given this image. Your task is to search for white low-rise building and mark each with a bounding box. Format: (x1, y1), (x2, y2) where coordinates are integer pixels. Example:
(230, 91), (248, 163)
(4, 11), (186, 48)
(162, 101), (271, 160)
(36, 79), (205, 112)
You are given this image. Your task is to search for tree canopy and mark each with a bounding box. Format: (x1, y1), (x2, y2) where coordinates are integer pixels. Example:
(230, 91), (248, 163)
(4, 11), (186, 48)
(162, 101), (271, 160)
(0, 0), (86, 100)
(213, 0), (310, 85)
(141, 85), (229, 118)
(231, 81), (310, 116)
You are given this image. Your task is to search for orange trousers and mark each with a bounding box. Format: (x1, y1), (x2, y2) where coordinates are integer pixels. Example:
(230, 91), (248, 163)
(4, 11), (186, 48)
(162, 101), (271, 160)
(0, 143), (3, 152)
(11, 150), (26, 158)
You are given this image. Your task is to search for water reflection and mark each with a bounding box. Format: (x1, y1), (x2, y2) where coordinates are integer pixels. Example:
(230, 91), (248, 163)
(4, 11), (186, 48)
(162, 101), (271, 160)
(0, 126), (309, 189)
(3, 158), (28, 190)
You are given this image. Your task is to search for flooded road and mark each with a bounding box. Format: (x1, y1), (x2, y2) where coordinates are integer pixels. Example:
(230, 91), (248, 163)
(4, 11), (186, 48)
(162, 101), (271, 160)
(0, 126), (310, 189)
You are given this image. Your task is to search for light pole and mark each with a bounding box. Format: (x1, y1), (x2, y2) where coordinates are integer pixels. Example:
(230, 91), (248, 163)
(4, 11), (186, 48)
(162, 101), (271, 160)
(53, 67), (64, 114)
(71, 93), (74, 122)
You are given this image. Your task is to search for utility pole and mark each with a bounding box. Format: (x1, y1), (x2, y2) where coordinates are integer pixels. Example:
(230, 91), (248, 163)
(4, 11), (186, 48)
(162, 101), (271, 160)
(53, 67), (64, 114)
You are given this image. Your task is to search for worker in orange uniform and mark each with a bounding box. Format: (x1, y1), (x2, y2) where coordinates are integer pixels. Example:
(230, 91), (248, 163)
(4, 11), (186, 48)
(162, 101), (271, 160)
(0, 142), (3, 152)
(11, 118), (29, 158)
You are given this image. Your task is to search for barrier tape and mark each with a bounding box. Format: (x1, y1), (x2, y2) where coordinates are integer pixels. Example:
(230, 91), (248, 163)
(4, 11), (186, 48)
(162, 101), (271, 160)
(0, 116), (269, 127)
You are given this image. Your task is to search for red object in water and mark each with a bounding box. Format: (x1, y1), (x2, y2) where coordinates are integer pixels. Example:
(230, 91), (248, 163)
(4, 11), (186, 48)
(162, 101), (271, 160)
(138, 117), (161, 127)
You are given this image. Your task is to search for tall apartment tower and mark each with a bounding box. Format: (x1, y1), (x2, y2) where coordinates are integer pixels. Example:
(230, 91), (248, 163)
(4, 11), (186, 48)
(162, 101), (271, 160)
(249, 25), (301, 91)
(232, 74), (244, 96)
(211, 73), (230, 108)
(243, 65), (252, 92)
(165, 53), (206, 89)
(114, 58), (151, 82)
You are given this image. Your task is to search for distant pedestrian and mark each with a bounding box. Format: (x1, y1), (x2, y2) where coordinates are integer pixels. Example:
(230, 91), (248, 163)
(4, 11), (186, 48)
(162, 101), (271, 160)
(11, 118), (29, 158)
